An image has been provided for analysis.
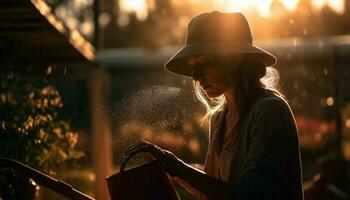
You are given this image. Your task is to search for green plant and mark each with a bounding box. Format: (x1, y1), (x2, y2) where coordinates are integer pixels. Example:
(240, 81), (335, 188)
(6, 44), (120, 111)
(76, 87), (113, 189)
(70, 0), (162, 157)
(0, 66), (84, 199)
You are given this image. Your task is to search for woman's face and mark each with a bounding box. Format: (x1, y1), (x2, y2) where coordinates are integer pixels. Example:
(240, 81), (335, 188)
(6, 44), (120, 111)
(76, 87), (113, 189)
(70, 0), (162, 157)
(190, 55), (241, 98)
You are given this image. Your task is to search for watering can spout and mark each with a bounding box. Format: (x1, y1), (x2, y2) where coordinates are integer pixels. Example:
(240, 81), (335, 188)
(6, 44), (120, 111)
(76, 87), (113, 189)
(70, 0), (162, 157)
(0, 158), (94, 200)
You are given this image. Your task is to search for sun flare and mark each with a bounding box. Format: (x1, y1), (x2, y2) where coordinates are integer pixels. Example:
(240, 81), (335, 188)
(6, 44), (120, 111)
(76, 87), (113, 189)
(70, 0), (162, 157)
(280, 0), (299, 10)
(214, 0), (344, 17)
(119, 0), (148, 20)
(312, 0), (345, 13)
(119, 0), (345, 19)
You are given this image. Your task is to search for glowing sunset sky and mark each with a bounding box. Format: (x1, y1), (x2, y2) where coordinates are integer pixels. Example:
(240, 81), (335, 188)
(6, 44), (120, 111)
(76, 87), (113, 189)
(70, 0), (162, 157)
(119, 0), (345, 19)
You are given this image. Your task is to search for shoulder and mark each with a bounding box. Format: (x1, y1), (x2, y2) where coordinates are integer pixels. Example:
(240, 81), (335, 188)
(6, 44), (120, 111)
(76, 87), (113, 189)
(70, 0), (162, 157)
(247, 93), (295, 125)
(251, 93), (291, 116)
(245, 93), (298, 140)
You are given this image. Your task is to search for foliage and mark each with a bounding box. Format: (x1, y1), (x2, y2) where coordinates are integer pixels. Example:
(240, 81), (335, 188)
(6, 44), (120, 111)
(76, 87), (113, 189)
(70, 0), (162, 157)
(0, 66), (84, 199)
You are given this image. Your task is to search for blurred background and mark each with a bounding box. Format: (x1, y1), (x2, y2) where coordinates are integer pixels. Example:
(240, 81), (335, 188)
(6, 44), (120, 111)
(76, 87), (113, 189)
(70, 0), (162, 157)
(1, 0), (350, 199)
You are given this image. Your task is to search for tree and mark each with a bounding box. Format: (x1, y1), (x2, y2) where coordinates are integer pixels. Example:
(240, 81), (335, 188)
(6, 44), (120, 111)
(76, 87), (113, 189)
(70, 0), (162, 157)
(0, 66), (84, 199)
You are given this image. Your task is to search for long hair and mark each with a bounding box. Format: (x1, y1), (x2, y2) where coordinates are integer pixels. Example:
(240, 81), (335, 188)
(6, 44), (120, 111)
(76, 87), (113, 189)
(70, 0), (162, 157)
(193, 55), (283, 122)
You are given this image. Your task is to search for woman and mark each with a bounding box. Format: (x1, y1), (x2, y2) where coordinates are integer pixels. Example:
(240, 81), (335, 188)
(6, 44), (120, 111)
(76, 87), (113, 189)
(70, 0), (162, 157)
(125, 11), (304, 200)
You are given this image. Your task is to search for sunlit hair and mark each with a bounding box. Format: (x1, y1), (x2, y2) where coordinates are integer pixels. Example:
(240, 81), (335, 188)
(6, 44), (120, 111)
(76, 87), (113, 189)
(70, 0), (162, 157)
(192, 54), (283, 122)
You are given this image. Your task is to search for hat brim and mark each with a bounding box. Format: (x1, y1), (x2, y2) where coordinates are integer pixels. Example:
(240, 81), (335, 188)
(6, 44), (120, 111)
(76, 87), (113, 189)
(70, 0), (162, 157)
(164, 43), (277, 77)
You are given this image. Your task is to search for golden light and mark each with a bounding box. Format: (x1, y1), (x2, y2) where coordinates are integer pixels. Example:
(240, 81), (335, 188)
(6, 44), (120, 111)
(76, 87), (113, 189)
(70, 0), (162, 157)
(188, 139), (200, 155)
(326, 96), (334, 106)
(346, 119), (350, 128)
(121, 0), (346, 19)
(120, 0), (146, 12)
(213, 0), (255, 12)
(213, 0), (274, 17)
(206, 0), (296, 17)
(119, 0), (148, 20)
(280, 0), (299, 11)
(31, 0), (95, 61)
(330, 0), (345, 13)
(313, 0), (326, 9)
(312, 0), (345, 13)
(313, 132), (322, 142)
(214, 0), (344, 17)
(254, 0), (274, 17)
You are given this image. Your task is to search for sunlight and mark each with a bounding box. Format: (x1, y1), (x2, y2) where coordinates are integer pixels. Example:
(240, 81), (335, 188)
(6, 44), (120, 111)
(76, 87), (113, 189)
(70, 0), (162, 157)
(120, 0), (145, 12)
(255, 0), (274, 17)
(313, 0), (345, 13)
(280, 0), (299, 10)
(314, 0), (335, 10)
(213, 0), (253, 12)
(213, 0), (299, 17)
(329, 0), (345, 13)
(208, 0), (300, 17)
(119, 0), (345, 19)
(213, 0), (285, 17)
(313, 0), (326, 9)
(119, 0), (148, 20)
(214, 0), (274, 17)
(212, 0), (344, 16)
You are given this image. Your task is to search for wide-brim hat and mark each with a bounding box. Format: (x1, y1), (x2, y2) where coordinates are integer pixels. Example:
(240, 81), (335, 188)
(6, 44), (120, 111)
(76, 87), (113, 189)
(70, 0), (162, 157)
(164, 11), (277, 77)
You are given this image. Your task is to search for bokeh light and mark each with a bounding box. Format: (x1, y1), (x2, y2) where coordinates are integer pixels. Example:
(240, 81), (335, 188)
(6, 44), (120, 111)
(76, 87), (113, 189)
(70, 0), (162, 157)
(119, 0), (148, 20)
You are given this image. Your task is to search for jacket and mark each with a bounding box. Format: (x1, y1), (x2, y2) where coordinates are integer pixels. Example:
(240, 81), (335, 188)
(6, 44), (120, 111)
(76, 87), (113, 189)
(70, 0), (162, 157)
(203, 93), (304, 200)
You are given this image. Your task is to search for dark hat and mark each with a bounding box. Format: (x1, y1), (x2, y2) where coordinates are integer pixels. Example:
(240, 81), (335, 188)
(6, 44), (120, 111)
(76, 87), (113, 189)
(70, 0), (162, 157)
(164, 11), (277, 77)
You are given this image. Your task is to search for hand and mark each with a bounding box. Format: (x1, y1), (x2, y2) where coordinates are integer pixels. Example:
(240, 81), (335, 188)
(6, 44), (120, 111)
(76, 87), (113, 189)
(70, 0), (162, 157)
(124, 140), (186, 177)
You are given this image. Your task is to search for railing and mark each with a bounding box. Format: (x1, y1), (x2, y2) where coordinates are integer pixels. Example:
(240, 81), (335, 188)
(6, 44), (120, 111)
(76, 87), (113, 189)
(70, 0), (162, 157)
(0, 158), (94, 200)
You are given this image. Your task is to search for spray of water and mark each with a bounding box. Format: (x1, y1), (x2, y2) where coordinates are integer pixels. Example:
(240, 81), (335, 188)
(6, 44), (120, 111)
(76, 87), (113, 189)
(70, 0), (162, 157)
(110, 86), (198, 127)
(109, 85), (204, 165)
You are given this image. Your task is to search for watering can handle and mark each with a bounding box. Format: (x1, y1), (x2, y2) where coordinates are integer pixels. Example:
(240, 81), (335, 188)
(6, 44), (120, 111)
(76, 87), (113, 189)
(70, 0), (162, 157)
(120, 151), (154, 173)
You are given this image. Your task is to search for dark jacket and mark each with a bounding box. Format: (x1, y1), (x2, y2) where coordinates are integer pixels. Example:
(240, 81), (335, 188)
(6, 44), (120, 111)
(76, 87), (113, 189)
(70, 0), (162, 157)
(204, 92), (304, 200)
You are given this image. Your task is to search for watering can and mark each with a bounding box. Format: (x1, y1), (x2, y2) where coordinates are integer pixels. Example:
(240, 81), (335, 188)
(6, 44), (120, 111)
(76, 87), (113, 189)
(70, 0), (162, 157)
(0, 156), (180, 200)
(106, 152), (180, 200)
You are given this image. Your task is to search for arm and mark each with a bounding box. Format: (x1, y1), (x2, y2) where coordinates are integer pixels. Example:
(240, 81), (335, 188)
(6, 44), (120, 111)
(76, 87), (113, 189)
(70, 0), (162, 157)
(172, 176), (202, 198)
(124, 140), (234, 199)
(174, 162), (235, 200)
